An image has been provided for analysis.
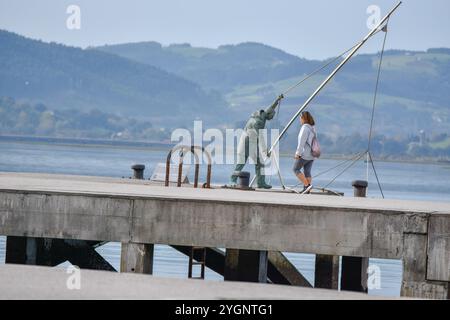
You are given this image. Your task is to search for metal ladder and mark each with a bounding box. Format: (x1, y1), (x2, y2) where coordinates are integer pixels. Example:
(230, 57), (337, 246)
(188, 246), (206, 279)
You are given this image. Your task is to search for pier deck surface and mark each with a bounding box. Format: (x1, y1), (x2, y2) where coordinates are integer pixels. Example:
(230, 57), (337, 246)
(0, 172), (449, 214)
(0, 264), (396, 300)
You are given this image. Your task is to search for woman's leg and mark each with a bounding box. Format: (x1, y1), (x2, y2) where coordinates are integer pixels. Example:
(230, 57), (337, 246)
(304, 160), (314, 185)
(300, 161), (314, 194)
(296, 173), (309, 186)
(293, 159), (309, 186)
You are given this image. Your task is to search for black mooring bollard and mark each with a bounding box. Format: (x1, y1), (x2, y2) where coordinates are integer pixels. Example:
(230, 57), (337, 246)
(237, 171), (250, 188)
(352, 180), (368, 198)
(131, 164), (145, 180)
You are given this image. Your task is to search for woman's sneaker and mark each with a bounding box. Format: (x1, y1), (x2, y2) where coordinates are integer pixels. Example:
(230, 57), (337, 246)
(302, 184), (313, 194)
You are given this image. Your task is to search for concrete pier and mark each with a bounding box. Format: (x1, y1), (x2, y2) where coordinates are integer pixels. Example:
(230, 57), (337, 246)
(0, 172), (449, 299)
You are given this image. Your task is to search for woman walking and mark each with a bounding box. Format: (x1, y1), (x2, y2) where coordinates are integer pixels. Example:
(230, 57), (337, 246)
(293, 111), (317, 194)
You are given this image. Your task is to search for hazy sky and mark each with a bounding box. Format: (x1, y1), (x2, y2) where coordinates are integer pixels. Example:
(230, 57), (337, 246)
(0, 0), (449, 59)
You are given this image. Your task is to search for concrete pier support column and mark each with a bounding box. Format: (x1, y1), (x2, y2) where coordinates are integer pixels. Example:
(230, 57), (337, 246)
(5, 236), (37, 265)
(120, 243), (154, 274)
(425, 215), (450, 299)
(6, 237), (57, 266)
(314, 254), (339, 289)
(340, 180), (370, 293)
(341, 256), (369, 292)
(224, 249), (239, 281)
(224, 249), (268, 283)
(401, 233), (448, 299)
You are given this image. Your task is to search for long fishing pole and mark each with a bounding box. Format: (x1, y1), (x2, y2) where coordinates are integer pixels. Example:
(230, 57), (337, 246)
(268, 1), (402, 157)
(251, 2), (402, 188)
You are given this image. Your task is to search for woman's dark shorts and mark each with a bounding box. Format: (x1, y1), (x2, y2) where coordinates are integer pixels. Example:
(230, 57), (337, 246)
(293, 159), (314, 178)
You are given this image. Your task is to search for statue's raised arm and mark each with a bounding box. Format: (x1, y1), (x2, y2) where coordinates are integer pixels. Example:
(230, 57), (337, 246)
(264, 94), (284, 120)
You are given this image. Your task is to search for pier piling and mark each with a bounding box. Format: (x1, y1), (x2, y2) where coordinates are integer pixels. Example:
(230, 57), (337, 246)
(120, 243), (154, 274)
(5, 236), (35, 265)
(224, 249), (268, 283)
(314, 255), (339, 289)
(340, 180), (370, 293)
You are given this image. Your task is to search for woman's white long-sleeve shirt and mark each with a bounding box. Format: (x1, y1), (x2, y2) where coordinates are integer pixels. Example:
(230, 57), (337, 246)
(295, 124), (315, 161)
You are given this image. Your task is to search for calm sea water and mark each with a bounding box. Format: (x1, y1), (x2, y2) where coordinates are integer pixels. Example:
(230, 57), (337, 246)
(1, 140), (449, 297)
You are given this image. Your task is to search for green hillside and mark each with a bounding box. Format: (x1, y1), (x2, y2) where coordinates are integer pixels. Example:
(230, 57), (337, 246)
(0, 30), (229, 126)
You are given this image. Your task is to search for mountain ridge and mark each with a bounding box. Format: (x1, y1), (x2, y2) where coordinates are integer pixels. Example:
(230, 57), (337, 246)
(96, 40), (450, 137)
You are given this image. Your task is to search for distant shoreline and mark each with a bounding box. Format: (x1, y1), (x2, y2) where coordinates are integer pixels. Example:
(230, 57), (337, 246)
(1, 134), (449, 166)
